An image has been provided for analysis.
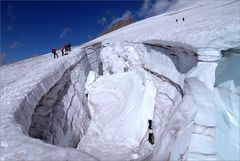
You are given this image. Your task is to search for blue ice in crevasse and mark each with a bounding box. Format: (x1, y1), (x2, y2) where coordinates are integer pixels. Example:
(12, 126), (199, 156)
(215, 49), (240, 161)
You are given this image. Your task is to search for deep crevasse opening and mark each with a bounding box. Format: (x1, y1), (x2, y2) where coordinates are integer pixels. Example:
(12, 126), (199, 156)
(14, 41), (199, 161)
(12, 43), (103, 149)
(27, 44), (103, 148)
(28, 55), (91, 147)
(77, 41), (199, 160)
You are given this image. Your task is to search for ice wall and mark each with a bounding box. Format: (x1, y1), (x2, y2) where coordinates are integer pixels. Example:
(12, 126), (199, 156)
(78, 42), (197, 161)
(0, 48), (98, 161)
(28, 53), (91, 147)
(215, 48), (240, 160)
(78, 70), (157, 160)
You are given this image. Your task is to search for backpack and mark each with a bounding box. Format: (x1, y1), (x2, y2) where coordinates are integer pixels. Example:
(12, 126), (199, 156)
(52, 48), (56, 53)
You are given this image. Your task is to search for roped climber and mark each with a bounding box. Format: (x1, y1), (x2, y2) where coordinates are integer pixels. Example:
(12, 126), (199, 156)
(67, 43), (71, 51)
(64, 44), (69, 55)
(61, 46), (65, 56)
(52, 48), (58, 58)
(148, 120), (154, 145)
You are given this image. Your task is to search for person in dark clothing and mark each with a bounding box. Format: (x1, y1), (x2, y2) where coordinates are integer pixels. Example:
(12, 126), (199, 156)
(183, 17), (185, 21)
(64, 44), (69, 55)
(67, 43), (71, 51)
(63, 44), (67, 50)
(148, 120), (154, 145)
(176, 19), (178, 23)
(61, 47), (65, 56)
(52, 48), (58, 58)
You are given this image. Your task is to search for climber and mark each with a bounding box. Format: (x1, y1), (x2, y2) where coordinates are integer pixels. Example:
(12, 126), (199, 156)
(67, 43), (71, 51)
(60, 46), (65, 56)
(64, 44), (69, 55)
(52, 48), (58, 58)
(176, 19), (178, 23)
(183, 17), (185, 21)
(148, 120), (154, 145)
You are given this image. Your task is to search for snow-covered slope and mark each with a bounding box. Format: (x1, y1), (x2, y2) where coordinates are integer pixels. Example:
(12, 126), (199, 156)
(0, 0), (239, 161)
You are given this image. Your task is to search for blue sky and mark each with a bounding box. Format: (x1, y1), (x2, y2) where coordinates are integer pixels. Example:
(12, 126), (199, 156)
(1, 0), (176, 64)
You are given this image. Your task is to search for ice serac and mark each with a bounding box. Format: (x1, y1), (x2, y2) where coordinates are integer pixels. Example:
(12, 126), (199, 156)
(78, 70), (157, 160)
(76, 42), (197, 161)
(215, 48), (240, 161)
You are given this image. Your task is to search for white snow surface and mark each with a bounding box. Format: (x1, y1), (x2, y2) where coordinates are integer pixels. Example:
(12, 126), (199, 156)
(0, 0), (239, 161)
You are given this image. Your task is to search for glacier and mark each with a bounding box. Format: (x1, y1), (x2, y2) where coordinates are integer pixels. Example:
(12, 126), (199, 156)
(0, 0), (239, 161)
